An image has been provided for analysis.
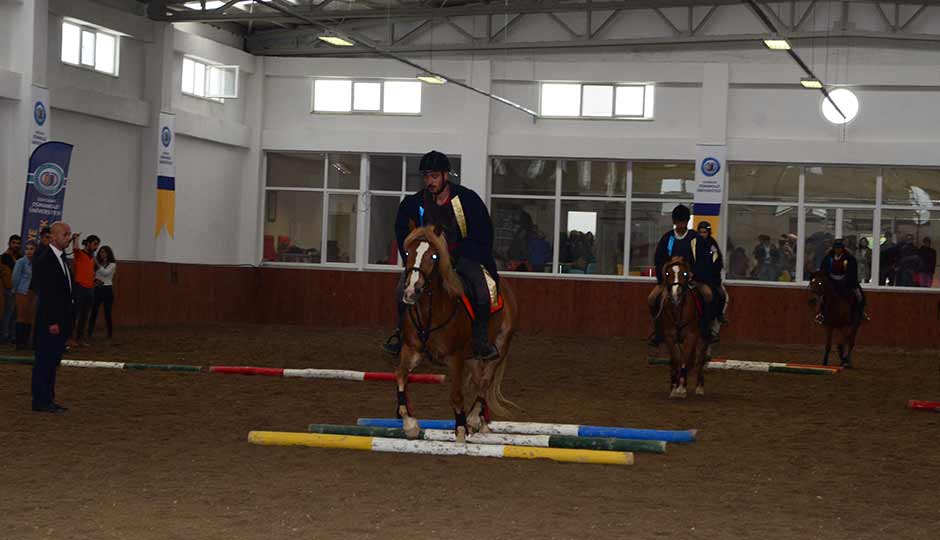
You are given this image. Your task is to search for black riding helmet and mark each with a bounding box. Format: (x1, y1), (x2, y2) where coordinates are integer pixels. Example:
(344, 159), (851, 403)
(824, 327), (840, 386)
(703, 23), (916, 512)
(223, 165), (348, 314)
(672, 204), (691, 223)
(419, 150), (451, 173)
(697, 221), (712, 233)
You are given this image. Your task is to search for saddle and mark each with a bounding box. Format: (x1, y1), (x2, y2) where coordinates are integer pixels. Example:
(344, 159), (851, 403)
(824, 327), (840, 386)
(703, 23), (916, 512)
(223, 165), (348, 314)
(459, 265), (504, 320)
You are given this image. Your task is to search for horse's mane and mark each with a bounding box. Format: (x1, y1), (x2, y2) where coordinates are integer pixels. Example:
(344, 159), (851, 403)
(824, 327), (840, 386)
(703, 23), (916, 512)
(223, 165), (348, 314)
(404, 226), (465, 299)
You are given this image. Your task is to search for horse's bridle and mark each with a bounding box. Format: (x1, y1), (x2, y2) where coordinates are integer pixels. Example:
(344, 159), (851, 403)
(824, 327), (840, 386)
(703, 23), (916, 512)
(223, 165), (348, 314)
(403, 251), (459, 350)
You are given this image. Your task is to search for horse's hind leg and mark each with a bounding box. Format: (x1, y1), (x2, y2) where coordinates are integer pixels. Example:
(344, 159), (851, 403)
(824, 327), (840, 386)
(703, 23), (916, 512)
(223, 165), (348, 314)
(395, 346), (422, 439)
(694, 343), (708, 397)
(465, 360), (489, 433)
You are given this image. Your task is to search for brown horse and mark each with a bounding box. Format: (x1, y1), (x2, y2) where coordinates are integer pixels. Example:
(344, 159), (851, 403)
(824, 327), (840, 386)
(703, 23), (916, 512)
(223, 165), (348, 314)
(656, 257), (711, 398)
(396, 226), (518, 442)
(809, 271), (862, 368)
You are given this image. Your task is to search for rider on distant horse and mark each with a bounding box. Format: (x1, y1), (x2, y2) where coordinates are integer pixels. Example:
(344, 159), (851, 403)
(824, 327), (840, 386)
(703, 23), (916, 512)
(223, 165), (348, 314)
(647, 204), (718, 346)
(815, 238), (870, 324)
(382, 150), (500, 361)
(696, 221), (729, 325)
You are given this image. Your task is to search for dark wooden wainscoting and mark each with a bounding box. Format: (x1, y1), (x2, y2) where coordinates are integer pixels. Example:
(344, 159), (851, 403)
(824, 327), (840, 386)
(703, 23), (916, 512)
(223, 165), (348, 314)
(114, 263), (939, 348)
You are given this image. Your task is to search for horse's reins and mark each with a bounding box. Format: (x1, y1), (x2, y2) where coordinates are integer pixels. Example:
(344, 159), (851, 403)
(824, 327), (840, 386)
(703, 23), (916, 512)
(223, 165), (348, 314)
(403, 259), (459, 350)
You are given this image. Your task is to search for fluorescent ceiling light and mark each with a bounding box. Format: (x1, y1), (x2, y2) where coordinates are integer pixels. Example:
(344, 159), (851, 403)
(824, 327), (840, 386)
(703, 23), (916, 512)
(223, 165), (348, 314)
(318, 35), (355, 46)
(800, 77), (823, 89)
(417, 74), (446, 84)
(763, 38), (791, 50)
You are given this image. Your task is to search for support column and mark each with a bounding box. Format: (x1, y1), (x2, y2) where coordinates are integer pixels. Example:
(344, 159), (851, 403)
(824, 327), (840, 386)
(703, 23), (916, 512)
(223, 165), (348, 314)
(237, 56), (265, 265)
(136, 23), (175, 261)
(459, 60), (492, 198)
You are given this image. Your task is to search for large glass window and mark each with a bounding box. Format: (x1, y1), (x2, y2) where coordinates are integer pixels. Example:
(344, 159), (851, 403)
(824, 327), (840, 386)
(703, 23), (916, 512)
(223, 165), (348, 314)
(728, 163), (799, 202)
(491, 199), (555, 273)
(560, 201), (624, 275)
(725, 205), (798, 281)
(491, 158), (556, 197)
(263, 191), (323, 263)
(561, 160), (626, 197)
(631, 162), (694, 199)
(882, 168), (940, 206)
(804, 166), (877, 204)
(880, 209), (940, 288)
(539, 82), (653, 119)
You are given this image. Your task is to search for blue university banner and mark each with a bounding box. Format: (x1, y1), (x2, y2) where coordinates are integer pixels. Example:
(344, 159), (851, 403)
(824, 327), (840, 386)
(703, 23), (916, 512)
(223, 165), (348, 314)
(155, 112), (176, 238)
(693, 144), (727, 236)
(21, 141), (74, 245)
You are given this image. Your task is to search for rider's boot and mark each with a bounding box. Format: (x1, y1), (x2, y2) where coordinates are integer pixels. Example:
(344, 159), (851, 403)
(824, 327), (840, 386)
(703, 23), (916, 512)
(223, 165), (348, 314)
(471, 304), (499, 361)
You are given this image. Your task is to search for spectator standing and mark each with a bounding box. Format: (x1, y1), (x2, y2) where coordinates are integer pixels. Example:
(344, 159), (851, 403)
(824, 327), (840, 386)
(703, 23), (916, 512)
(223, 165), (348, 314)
(89, 246), (117, 339)
(12, 242), (36, 349)
(70, 234), (99, 346)
(753, 234), (780, 281)
(1, 234), (21, 343)
(917, 237), (937, 287)
(856, 237), (873, 284)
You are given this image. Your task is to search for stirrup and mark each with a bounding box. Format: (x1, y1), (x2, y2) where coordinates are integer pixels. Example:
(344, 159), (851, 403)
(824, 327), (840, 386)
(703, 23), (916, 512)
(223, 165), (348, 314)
(814, 313), (824, 325)
(647, 331), (663, 348)
(382, 331), (402, 357)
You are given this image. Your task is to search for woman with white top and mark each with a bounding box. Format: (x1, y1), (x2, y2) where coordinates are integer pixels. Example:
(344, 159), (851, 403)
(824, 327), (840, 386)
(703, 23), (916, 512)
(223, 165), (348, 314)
(89, 245), (116, 339)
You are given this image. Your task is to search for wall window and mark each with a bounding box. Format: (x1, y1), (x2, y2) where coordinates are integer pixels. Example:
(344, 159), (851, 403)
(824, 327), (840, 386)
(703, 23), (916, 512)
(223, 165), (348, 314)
(880, 167), (940, 288)
(726, 205), (798, 282)
(539, 83), (654, 119)
(61, 20), (119, 76)
(182, 56), (239, 102)
(629, 162), (695, 277)
(263, 153), (360, 264)
(313, 79), (422, 114)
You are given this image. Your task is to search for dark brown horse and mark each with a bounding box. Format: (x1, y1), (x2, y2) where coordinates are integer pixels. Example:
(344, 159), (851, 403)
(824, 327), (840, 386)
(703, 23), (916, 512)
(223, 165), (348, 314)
(809, 271), (862, 368)
(657, 256), (711, 398)
(396, 226), (518, 442)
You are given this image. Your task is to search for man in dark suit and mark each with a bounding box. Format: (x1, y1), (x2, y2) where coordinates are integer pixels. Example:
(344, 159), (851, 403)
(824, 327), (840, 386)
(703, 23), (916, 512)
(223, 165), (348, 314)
(31, 221), (76, 413)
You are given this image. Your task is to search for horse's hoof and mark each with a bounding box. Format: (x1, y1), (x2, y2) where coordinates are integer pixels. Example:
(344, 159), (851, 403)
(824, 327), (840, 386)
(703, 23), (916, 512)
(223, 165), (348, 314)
(840, 363), (853, 369)
(455, 426), (467, 444)
(467, 411), (483, 432)
(695, 386), (705, 397)
(402, 417), (420, 439)
(478, 422), (491, 434)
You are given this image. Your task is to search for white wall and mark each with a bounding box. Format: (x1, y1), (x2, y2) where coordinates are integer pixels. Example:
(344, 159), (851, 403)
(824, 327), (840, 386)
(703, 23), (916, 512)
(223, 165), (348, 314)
(54, 109), (141, 259)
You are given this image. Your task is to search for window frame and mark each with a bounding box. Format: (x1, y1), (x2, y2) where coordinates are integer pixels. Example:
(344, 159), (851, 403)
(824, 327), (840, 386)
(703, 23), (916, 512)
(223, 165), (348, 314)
(311, 78), (423, 116)
(181, 55), (234, 104)
(60, 20), (121, 77)
(538, 82), (652, 120)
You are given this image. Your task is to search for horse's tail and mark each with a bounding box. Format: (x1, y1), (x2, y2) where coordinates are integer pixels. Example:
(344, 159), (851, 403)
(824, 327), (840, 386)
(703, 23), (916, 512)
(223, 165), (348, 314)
(485, 353), (520, 417)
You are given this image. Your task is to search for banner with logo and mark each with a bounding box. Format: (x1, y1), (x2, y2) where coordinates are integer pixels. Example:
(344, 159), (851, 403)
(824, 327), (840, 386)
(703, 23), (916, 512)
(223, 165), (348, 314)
(693, 144), (727, 236)
(21, 142), (74, 245)
(30, 85), (51, 152)
(155, 112), (176, 238)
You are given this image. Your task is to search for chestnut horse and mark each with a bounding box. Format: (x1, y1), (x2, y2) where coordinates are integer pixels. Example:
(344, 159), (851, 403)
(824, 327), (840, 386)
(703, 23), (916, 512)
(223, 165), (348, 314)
(396, 226), (518, 442)
(809, 271), (862, 368)
(656, 257), (711, 398)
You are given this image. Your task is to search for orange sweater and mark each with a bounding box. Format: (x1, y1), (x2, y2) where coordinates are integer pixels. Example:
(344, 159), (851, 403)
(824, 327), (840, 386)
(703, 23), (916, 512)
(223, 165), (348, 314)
(74, 250), (95, 288)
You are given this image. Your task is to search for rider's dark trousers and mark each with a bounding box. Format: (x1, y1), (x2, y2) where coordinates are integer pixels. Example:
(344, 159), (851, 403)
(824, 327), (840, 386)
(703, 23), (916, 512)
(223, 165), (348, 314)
(454, 258), (490, 305)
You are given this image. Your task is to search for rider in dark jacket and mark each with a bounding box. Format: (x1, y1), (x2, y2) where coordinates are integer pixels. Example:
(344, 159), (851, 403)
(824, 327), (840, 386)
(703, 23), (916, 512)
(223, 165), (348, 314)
(383, 150), (500, 361)
(816, 238), (869, 324)
(696, 221), (728, 325)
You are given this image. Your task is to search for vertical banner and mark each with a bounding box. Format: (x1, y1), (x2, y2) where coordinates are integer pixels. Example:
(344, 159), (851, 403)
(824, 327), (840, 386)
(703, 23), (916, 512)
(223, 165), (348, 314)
(694, 144), (727, 236)
(155, 112), (176, 238)
(21, 142), (74, 245)
(30, 85), (51, 152)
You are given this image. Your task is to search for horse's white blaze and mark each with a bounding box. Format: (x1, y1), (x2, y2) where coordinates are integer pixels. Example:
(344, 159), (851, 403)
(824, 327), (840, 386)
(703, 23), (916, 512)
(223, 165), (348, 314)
(403, 241), (430, 301)
(670, 265), (681, 301)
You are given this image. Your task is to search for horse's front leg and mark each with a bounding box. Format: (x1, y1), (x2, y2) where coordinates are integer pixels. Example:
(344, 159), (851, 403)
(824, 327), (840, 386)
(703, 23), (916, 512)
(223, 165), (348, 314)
(667, 340), (686, 399)
(466, 359), (493, 434)
(395, 344), (422, 439)
(692, 340), (708, 397)
(448, 354), (468, 443)
(822, 326), (833, 366)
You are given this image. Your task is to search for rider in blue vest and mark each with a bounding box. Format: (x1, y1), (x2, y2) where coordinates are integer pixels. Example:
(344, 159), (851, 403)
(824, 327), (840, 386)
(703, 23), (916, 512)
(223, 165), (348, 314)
(382, 151), (500, 361)
(647, 204), (716, 346)
(816, 238), (869, 324)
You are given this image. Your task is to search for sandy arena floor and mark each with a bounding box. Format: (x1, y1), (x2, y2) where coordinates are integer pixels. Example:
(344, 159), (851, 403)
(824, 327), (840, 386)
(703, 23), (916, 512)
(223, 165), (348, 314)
(1, 324), (939, 539)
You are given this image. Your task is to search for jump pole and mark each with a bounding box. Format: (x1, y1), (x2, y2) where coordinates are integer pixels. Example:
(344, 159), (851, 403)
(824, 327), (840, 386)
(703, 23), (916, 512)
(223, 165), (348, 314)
(647, 357), (841, 375)
(308, 424), (666, 454)
(356, 418), (697, 443)
(0, 356), (443, 383)
(248, 431), (634, 465)
(907, 400), (940, 412)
